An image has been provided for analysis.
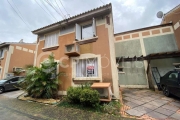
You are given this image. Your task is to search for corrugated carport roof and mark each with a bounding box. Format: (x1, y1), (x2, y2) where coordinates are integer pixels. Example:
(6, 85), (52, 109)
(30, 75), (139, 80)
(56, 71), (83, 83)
(116, 51), (180, 62)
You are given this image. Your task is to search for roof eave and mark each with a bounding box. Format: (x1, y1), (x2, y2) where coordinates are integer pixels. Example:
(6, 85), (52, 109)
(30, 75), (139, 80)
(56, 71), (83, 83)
(32, 4), (112, 35)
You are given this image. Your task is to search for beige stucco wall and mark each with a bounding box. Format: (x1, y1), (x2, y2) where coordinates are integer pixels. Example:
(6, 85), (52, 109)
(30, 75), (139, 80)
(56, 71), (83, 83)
(35, 14), (120, 98)
(0, 44), (36, 79)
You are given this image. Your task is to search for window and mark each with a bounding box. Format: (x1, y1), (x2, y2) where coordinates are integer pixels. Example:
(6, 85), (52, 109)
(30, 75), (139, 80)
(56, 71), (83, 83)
(82, 24), (93, 39)
(75, 58), (98, 77)
(0, 49), (4, 58)
(168, 72), (178, 80)
(44, 32), (59, 48)
(10, 77), (19, 83)
(75, 18), (96, 41)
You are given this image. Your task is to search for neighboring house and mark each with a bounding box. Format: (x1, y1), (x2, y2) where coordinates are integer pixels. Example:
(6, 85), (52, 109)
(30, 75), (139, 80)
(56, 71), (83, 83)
(114, 23), (180, 89)
(161, 4), (180, 49)
(32, 3), (119, 98)
(0, 42), (36, 79)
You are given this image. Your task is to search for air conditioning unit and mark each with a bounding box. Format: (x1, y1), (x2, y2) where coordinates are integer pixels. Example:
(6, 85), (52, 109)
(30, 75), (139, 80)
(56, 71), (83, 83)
(13, 67), (24, 72)
(91, 83), (112, 102)
(65, 43), (80, 56)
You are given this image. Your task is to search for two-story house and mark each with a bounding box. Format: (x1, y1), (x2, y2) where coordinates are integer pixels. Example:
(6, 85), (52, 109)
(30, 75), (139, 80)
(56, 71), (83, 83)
(0, 42), (36, 79)
(161, 4), (180, 49)
(32, 3), (119, 98)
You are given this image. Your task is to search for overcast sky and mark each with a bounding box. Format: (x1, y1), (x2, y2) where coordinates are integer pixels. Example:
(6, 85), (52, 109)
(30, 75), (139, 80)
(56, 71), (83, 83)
(0, 0), (179, 43)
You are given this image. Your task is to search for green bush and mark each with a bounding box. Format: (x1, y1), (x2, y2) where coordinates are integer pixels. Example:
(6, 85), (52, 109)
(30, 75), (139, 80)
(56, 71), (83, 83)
(80, 89), (100, 107)
(66, 84), (100, 107)
(67, 87), (82, 103)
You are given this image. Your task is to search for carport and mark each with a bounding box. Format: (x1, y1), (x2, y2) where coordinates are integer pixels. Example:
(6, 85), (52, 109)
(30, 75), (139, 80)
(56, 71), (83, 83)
(116, 51), (180, 90)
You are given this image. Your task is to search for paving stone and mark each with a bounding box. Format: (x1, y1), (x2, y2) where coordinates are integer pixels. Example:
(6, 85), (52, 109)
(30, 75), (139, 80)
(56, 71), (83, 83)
(170, 102), (180, 108)
(149, 95), (161, 99)
(140, 98), (153, 102)
(123, 97), (135, 102)
(171, 113), (180, 120)
(128, 96), (141, 100)
(142, 103), (159, 110)
(123, 93), (134, 97)
(143, 97), (156, 101)
(148, 100), (168, 107)
(147, 111), (168, 119)
(155, 107), (175, 116)
(130, 99), (146, 105)
(161, 97), (175, 101)
(126, 109), (146, 117)
(133, 106), (152, 113)
(125, 102), (139, 108)
(161, 104), (179, 112)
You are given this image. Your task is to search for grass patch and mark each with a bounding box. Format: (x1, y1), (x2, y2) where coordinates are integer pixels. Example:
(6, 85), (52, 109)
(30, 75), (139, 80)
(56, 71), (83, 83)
(58, 99), (121, 115)
(58, 100), (103, 112)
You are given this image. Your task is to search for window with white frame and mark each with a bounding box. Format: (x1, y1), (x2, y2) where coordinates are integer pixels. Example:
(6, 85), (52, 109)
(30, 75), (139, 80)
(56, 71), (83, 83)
(0, 49), (4, 58)
(44, 32), (59, 48)
(75, 58), (98, 77)
(75, 18), (96, 41)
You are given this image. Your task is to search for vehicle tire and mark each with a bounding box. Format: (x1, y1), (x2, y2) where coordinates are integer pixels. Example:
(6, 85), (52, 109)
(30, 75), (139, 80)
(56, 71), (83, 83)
(0, 87), (4, 94)
(162, 85), (170, 97)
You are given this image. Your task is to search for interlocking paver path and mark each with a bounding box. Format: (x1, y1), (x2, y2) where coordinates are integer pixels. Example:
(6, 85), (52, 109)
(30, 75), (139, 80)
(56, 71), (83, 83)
(122, 88), (180, 119)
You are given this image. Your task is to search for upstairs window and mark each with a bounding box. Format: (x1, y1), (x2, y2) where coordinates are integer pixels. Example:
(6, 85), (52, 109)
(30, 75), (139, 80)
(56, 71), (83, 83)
(75, 18), (96, 41)
(0, 49), (4, 58)
(44, 32), (59, 48)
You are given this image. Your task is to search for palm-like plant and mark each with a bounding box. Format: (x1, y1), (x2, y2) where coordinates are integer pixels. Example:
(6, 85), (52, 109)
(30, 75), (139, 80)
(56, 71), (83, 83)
(20, 53), (60, 99)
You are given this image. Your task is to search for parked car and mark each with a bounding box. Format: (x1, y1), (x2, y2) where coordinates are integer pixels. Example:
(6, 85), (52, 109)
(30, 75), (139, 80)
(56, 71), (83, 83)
(0, 76), (24, 94)
(160, 70), (180, 97)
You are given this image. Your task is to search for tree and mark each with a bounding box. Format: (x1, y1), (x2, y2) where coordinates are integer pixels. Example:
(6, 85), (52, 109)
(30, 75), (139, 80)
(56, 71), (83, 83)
(19, 53), (60, 99)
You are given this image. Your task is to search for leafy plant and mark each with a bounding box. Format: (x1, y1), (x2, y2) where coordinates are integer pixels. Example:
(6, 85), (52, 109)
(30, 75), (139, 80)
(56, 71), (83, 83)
(66, 87), (82, 103)
(80, 89), (100, 107)
(66, 84), (100, 108)
(19, 53), (60, 99)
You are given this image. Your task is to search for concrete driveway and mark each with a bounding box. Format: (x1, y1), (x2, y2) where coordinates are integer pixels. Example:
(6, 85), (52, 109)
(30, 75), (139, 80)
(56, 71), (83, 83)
(1, 90), (24, 98)
(122, 88), (180, 119)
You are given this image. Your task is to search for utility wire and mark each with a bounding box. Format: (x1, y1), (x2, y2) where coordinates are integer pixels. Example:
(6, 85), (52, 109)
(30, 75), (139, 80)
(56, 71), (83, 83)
(34, 0), (57, 22)
(58, 0), (70, 17)
(99, 0), (105, 5)
(41, 0), (58, 21)
(44, 0), (65, 19)
(55, 0), (66, 18)
(7, 0), (31, 31)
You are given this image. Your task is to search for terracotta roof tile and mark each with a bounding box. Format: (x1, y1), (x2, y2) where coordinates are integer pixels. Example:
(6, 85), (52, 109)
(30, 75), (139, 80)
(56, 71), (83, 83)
(32, 3), (111, 33)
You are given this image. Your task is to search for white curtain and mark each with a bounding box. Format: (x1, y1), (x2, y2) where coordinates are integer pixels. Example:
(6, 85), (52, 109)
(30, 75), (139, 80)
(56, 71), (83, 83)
(76, 58), (98, 77)
(45, 32), (59, 48)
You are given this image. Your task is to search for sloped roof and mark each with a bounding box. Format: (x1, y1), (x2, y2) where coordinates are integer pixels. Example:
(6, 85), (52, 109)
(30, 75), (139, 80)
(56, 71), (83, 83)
(161, 4), (180, 24)
(32, 3), (112, 34)
(0, 42), (36, 48)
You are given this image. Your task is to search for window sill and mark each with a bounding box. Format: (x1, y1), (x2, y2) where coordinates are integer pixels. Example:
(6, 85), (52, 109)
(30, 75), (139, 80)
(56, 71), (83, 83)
(0, 57), (4, 60)
(73, 77), (101, 81)
(76, 36), (98, 45)
(42, 45), (59, 51)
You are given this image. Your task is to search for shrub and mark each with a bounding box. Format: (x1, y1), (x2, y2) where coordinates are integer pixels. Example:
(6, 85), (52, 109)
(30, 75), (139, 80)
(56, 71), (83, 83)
(66, 87), (82, 103)
(80, 89), (100, 107)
